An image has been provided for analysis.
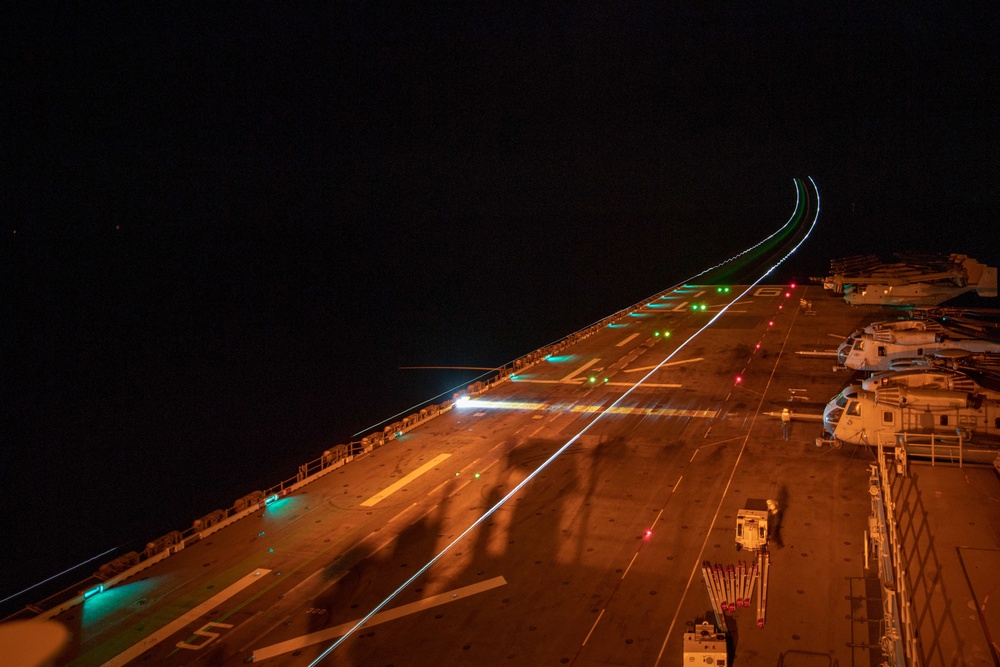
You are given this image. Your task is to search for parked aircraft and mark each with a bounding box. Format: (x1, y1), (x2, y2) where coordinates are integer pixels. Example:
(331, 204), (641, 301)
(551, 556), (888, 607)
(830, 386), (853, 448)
(835, 319), (944, 366)
(825, 384), (1000, 447)
(817, 253), (997, 306)
(841, 329), (1000, 372)
(823, 367), (980, 437)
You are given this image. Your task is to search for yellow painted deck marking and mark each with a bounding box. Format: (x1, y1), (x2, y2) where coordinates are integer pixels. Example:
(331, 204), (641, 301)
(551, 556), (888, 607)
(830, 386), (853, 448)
(616, 333), (639, 347)
(569, 405), (718, 418)
(459, 398), (714, 418)
(360, 453), (451, 507)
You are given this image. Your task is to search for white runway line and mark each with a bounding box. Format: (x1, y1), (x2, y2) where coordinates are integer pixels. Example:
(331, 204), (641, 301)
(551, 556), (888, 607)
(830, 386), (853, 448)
(101, 569), (272, 667)
(252, 576), (507, 661)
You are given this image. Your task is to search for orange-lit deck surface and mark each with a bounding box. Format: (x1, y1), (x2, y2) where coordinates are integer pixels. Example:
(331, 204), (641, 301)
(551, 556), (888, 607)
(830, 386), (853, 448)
(48, 285), (1000, 666)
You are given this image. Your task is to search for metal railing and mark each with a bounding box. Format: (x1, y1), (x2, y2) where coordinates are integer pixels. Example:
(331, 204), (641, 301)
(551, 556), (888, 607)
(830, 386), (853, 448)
(868, 444), (921, 666)
(5, 281), (692, 622)
(879, 430), (999, 467)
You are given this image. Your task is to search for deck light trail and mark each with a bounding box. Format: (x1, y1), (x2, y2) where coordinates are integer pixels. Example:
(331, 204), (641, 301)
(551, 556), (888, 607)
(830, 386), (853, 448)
(653, 178), (820, 666)
(0, 545), (120, 606)
(352, 181), (806, 438)
(308, 178), (820, 665)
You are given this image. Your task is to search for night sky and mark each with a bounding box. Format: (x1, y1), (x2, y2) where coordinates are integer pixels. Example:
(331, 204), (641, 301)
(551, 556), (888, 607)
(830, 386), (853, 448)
(2, 5), (997, 613)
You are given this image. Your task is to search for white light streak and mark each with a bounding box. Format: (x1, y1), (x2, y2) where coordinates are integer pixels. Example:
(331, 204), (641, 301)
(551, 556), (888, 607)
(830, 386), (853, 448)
(309, 177), (820, 665)
(0, 545), (120, 606)
(351, 178), (809, 438)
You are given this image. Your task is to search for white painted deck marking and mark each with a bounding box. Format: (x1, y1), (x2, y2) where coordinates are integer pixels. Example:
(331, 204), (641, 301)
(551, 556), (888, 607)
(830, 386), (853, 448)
(624, 357), (703, 373)
(360, 454), (451, 507)
(616, 333), (639, 347)
(101, 569), (272, 667)
(560, 358), (600, 382)
(581, 608), (606, 646)
(671, 301), (690, 311)
(252, 576), (507, 661)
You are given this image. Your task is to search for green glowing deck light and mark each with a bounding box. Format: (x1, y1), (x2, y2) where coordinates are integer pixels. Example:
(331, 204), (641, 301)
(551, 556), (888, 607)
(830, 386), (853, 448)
(654, 331), (660, 336)
(665, 331), (671, 337)
(589, 376), (596, 383)
(474, 472), (481, 478)
(603, 377), (609, 383)
(700, 304), (707, 311)
(84, 584), (104, 599)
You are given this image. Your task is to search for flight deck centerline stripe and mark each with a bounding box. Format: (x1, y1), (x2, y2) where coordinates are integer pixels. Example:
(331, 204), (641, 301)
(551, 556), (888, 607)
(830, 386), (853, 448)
(252, 576), (507, 661)
(360, 453), (451, 507)
(101, 569), (272, 667)
(616, 333), (639, 347)
(560, 358), (600, 382)
(655, 177), (822, 666)
(314, 179), (820, 665)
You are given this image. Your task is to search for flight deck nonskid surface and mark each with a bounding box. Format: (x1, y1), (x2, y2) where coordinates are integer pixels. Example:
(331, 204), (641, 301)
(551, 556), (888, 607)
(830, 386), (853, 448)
(50, 285), (999, 666)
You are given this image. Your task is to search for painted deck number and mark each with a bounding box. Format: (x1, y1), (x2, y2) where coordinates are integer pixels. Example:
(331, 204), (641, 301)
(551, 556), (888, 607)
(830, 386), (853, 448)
(753, 287), (783, 297)
(307, 608), (328, 615)
(176, 622), (235, 650)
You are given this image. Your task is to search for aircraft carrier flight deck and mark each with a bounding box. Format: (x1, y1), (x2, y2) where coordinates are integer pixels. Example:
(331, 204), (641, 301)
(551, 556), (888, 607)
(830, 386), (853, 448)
(10, 278), (1000, 666)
